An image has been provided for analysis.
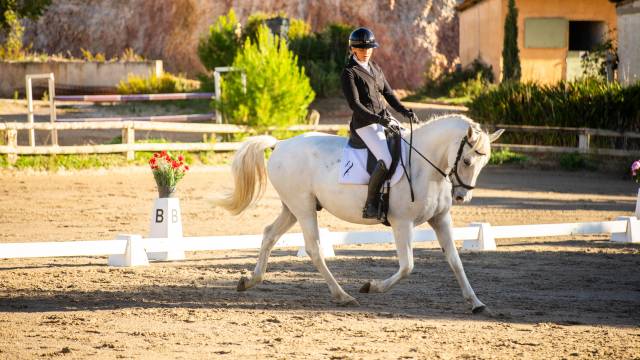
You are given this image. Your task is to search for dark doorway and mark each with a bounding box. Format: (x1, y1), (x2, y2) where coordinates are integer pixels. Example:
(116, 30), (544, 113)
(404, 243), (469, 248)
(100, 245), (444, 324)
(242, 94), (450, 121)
(568, 21), (607, 51)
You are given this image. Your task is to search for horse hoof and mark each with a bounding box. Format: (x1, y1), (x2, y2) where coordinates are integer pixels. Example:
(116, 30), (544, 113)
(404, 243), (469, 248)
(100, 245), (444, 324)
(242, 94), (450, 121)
(335, 297), (360, 307)
(359, 282), (372, 293)
(472, 305), (493, 317)
(237, 276), (249, 292)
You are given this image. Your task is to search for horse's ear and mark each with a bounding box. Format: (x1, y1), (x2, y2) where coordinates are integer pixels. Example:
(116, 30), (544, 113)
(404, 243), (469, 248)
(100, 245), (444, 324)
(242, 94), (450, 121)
(467, 125), (480, 143)
(489, 129), (505, 143)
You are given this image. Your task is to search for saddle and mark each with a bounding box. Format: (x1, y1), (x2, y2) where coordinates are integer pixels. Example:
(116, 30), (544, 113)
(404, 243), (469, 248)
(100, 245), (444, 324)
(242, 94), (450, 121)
(348, 128), (403, 226)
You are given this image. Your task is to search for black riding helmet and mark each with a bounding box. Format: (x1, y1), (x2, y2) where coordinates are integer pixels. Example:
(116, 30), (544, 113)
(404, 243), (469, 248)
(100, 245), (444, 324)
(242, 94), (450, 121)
(349, 27), (379, 49)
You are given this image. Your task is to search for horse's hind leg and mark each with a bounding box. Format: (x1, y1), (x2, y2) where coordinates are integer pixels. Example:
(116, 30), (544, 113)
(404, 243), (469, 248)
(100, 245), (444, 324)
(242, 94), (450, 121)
(360, 220), (414, 293)
(297, 211), (359, 306)
(237, 203), (297, 291)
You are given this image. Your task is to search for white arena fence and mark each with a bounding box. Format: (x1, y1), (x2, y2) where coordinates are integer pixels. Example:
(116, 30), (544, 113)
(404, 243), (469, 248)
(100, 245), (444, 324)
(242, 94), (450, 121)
(1, 215), (638, 267)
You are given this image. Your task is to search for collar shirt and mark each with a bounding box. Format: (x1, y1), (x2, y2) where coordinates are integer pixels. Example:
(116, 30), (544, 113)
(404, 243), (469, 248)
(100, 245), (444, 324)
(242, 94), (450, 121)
(353, 55), (371, 74)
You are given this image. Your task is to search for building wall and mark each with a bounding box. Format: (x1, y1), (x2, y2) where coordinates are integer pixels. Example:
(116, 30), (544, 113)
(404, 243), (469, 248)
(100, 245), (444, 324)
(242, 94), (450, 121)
(616, 0), (640, 84)
(459, 0), (617, 83)
(459, 0), (503, 81)
(516, 0), (617, 83)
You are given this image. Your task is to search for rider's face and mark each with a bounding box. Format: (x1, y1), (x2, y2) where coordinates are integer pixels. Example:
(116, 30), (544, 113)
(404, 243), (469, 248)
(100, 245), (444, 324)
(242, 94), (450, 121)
(352, 47), (373, 62)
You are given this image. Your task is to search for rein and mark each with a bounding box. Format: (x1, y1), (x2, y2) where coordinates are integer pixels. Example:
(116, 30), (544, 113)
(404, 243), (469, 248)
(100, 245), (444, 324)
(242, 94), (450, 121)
(396, 115), (480, 202)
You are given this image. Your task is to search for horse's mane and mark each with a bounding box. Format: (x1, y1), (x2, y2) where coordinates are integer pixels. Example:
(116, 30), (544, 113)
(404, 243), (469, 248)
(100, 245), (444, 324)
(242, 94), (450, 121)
(415, 113), (489, 153)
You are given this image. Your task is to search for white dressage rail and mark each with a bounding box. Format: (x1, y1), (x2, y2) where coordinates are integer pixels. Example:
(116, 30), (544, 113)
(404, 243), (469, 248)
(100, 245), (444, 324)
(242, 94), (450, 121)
(1, 218), (637, 264)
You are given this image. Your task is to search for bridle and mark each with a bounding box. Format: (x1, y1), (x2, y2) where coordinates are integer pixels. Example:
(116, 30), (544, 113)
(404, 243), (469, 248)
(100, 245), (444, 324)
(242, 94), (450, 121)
(449, 135), (486, 191)
(396, 115), (486, 201)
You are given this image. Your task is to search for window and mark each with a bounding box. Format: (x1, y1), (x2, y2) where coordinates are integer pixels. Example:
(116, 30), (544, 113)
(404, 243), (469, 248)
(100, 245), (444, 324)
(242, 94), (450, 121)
(524, 18), (568, 48)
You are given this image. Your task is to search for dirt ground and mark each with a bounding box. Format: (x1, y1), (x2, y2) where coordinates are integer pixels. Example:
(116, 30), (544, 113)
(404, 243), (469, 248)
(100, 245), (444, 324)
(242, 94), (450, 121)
(1, 166), (640, 359)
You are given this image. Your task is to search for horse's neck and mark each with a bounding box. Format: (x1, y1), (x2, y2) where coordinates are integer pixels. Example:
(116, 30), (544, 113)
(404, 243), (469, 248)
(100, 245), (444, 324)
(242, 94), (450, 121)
(412, 119), (467, 176)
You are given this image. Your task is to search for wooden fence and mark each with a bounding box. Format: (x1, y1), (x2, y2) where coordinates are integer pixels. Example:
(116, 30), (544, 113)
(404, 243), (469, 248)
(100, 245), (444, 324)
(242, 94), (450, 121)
(0, 122), (346, 163)
(1, 121), (637, 164)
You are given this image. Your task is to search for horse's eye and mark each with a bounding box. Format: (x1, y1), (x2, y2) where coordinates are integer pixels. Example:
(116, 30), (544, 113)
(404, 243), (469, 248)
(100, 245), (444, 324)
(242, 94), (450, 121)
(464, 158), (471, 166)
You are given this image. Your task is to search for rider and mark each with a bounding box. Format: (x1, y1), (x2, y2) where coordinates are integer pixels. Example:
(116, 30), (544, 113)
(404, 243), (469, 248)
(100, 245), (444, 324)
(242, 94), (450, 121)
(341, 27), (415, 219)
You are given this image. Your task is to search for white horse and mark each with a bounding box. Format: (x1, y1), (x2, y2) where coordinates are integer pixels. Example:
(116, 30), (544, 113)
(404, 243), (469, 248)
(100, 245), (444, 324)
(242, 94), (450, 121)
(214, 114), (504, 314)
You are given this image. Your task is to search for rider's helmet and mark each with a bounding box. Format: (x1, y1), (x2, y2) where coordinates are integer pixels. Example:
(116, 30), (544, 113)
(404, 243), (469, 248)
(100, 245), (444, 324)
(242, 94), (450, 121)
(348, 27), (379, 49)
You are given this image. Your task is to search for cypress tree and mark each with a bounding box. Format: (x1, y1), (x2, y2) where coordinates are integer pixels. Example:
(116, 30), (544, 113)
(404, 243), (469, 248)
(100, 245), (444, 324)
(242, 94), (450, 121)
(502, 0), (521, 82)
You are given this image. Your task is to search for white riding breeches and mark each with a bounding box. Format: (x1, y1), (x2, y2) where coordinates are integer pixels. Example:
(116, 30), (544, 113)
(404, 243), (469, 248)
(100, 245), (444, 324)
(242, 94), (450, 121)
(355, 119), (401, 169)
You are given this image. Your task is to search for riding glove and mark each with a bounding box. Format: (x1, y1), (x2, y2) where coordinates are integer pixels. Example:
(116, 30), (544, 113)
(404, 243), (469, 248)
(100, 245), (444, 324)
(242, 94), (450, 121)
(402, 109), (415, 119)
(378, 115), (392, 127)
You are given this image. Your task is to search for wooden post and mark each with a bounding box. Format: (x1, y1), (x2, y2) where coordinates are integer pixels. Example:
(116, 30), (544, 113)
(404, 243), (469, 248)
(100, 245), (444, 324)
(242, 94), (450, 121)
(25, 76), (35, 147)
(6, 129), (18, 165)
(122, 124), (135, 160)
(214, 71), (221, 124)
(578, 132), (590, 153)
(48, 74), (58, 146)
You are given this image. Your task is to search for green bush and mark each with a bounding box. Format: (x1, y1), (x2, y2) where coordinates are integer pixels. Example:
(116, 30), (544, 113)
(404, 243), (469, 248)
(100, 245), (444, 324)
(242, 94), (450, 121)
(215, 25), (315, 128)
(1, 0), (51, 30)
(117, 72), (200, 94)
(0, 9), (25, 60)
(197, 9), (241, 72)
(489, 148), (528, 165)
(289, 23), (353, 97)
(410, 59), (494, 101)
(559, 153), (597, 171)
(468, 77), (640, 132)
(288, 18), (311, 39)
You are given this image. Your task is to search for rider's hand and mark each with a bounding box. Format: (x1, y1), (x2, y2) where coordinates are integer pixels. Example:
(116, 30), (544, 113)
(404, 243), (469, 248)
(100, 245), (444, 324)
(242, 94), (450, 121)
(378, 115), (391, 127)
(387, 122), (401, 135)
(402, 108), (415, 119)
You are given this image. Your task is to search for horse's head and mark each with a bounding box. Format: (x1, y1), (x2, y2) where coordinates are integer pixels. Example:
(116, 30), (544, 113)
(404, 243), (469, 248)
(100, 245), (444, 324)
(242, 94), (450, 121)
(449, 125), (504, 204)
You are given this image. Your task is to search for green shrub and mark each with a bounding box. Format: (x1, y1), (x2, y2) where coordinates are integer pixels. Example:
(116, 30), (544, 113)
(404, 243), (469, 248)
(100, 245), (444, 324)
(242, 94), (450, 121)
(1, 0), (51, 30)
(80, 48), (106, 62)
(468, 77), (640, 132)
(289, 23), (353, 97)
(559, 153), (597, 171)
(0, 9), (25, 60)
(117, 72), (200, 94)
(288, 18), (311, 39)
(489, 148), (528, 165)
(197, 9), (241, 72)
(409, 59), (494, 101)
(215, 25), (315, 128)
(118, 48), (145, 62)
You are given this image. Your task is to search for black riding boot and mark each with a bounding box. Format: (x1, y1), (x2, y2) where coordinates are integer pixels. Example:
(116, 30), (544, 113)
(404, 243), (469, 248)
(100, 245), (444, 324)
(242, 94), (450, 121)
(362, 160), (388, 219)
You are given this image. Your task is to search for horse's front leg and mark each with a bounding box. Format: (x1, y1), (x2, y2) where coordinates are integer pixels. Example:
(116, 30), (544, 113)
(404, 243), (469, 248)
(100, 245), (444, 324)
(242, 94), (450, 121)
(428, 212), (488, 314)
(360, 220), (414, 293)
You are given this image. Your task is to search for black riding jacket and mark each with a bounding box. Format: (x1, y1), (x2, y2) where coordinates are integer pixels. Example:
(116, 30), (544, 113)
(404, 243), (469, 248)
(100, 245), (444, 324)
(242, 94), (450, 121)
(341, 56), (409, 147)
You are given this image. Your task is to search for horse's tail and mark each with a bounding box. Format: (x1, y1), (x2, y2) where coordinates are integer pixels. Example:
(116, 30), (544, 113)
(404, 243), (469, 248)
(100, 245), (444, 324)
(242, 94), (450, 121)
(213, 135), (278, 215)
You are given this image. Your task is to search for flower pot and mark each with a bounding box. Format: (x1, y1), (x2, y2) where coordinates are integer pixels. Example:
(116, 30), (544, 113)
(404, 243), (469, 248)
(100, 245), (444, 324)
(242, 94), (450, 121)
(157, 185), (176, 198)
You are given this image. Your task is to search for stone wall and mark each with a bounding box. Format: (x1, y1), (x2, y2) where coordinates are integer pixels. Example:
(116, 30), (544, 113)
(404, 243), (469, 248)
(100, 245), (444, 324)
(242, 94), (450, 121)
(23, 0), (461, 90)
(0, 60), (163, 97)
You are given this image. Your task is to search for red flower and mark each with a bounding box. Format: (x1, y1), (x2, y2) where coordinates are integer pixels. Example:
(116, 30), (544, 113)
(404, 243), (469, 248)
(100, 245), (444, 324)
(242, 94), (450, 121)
(172, 161), (179, 168)
(165, 155), (171, 161)
(184, 165), (189, 171)
(160, 150), (167, 156)
(149, 157), (156, 164)
(178, 155), (184, 162)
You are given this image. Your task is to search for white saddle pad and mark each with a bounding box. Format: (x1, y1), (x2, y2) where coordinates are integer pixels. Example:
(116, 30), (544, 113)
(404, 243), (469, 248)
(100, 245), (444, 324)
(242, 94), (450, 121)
(338, 142), (408, 186)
